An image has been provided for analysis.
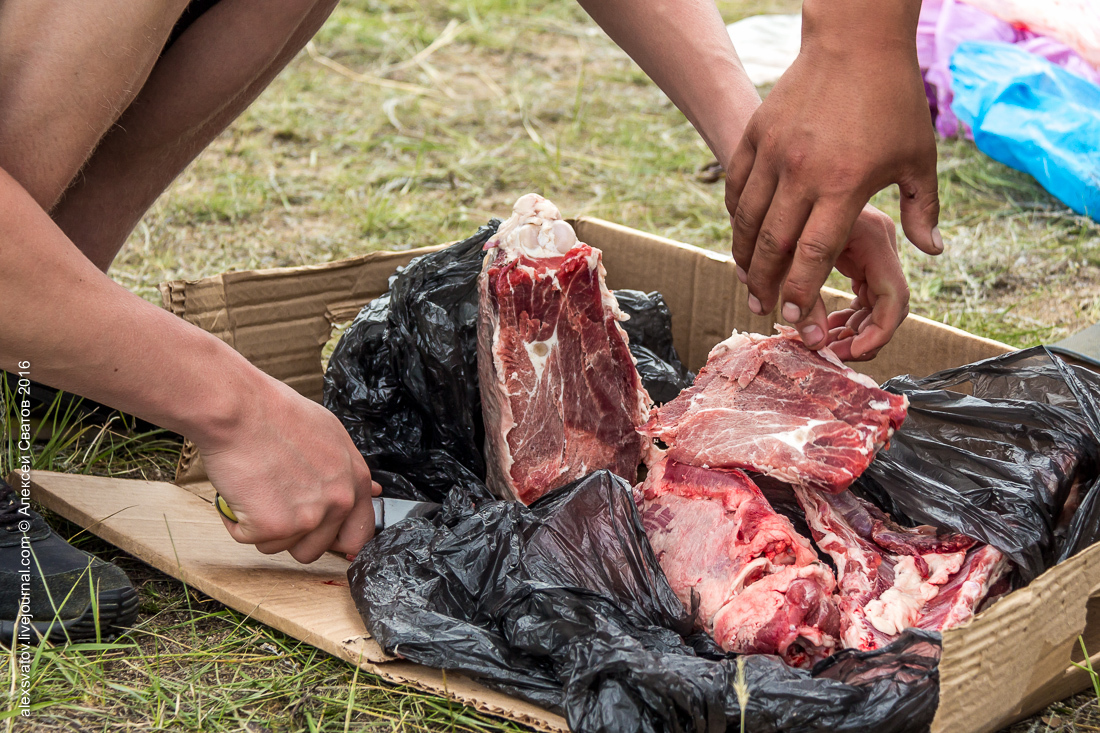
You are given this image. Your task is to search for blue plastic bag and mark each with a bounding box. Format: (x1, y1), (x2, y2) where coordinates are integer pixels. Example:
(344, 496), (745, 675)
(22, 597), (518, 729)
(951, 40), (1100, 220)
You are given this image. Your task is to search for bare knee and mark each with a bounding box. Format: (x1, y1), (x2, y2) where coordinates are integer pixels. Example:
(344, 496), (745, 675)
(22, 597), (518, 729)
(0, 0), (193, 208)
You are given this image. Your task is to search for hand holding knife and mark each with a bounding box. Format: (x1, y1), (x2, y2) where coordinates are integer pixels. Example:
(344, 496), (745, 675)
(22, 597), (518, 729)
(215, 470), (441, 535)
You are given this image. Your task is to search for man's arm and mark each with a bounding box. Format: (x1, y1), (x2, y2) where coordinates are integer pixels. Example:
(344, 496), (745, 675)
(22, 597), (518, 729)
(0, 167), (378, 563)
(577, 0), (936, 359)
(574, 0), (759, 170)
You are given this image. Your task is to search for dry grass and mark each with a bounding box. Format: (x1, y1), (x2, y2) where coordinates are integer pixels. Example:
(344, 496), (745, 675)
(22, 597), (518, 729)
(4, 0), (1100, 730)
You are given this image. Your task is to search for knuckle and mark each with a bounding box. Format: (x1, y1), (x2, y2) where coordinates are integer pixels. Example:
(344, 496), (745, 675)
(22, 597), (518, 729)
(796, 236), (835, 266)
(781, 149), (809, 177)
(331, 490), (356, 515)
(731, 206), (760, 236)
(783, 281), (814, 307)
(295, 506), (325, 533)
(756, 228), (793, 258)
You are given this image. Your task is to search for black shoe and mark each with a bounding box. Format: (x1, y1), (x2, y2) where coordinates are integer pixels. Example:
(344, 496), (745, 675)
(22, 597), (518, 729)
(0, 476), (139, 644)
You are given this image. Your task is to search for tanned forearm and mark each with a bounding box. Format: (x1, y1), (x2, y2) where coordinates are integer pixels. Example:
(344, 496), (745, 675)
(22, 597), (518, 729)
(801, 0), (922, 55)
(0, 167), (264, 453)
(575, 0), (760, 168)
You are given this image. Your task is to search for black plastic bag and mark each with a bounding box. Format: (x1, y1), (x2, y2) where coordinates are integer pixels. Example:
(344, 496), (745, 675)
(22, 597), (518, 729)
(613, 290), (694, 404)
(323, 222), (498, 502)
(349, 471), (940, 733)
(855, 347), (1100, 583)
(323, 224), (693, 502)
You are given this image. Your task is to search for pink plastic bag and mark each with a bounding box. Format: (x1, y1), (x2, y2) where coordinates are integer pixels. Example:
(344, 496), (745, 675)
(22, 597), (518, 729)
(918, 0), (1100, 137)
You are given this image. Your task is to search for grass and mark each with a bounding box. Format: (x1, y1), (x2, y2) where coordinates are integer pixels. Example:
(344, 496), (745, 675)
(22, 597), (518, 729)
(3, 0), (1100, 730)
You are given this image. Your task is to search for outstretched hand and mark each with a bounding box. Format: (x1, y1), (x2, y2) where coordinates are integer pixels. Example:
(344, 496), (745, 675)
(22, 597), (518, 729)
(725, 2), (940, 357)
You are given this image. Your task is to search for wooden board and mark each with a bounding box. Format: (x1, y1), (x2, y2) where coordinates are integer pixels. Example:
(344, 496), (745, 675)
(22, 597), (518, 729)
(29, 470), (568, 733)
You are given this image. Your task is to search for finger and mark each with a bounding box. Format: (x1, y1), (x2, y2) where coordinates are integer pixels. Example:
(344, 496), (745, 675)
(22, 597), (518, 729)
(828, 335), (857, 361)
(827, 308), (857, 331)
(846, 307), (871, 334)
(745, 184), (812, 316)
(255, 535), (307, 555)
(848, 273), (909, 360)
(898, 167), (943, 256)
(793, 295), (830, 349)
(222, 513), (293, 549)
(729, 162), (779, 288)
(370, 480), (383, 497)
(724, 132), (754, 220)
(780, 198), (862, 334)
(329, 482), (378, 557)
(288, 518), (345, 564)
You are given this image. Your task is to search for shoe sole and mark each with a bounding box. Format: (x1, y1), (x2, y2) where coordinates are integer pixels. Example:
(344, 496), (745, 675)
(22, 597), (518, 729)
(0, 585), (139, 645)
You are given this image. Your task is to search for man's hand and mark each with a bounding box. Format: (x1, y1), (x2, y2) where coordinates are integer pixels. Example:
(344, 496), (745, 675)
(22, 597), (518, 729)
(198, 378), (381, 564)
(726, 0), (941, 354)
(826, 205), (909, 361)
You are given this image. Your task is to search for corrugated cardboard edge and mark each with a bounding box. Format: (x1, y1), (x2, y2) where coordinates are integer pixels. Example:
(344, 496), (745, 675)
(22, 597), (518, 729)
(159, 246), (444, 485)
(27, 470), (568, 733)
(934, 542), (1100, 733)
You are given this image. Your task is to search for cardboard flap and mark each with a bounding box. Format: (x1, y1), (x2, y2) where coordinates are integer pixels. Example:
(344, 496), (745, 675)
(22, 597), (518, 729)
(933, 542), (1100, 733)
(29, 470), (568, 733)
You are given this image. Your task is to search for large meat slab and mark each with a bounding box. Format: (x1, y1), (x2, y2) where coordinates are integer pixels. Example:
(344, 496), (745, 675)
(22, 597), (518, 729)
(638, 457), (840, 667)
(478, 194), (652, 504)
(640, 327), (908, 493)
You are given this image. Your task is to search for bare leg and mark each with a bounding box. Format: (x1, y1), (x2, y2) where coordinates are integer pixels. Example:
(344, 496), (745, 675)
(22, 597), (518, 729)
(0, 0), (191, 208)
(50, 0), (338, 271)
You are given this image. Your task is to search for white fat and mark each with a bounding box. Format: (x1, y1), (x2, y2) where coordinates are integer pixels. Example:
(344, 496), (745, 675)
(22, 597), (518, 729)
(727, 557), (771, 598)
(864, 557), (928, 636)
(709, 331), (752, 360)
(524, 331), (559, 385)
(770, 419), (830, 452)
(863, 553), (967, 636)
(869, 399), (891, 411)
(488, 193), (579, 258)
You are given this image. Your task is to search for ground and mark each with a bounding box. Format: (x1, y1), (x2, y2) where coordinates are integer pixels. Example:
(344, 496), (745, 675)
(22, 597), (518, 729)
(3, 0), (1100, 730)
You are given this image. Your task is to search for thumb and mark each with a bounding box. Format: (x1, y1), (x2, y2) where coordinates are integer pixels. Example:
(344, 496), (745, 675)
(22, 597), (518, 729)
(898, 169), (943, 256)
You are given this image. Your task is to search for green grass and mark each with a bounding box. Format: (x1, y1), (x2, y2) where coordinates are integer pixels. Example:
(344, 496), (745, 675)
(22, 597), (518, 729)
(4, 0), (1100, 730)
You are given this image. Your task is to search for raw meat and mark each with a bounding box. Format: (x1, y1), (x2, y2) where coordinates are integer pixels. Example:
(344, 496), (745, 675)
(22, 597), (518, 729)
(478, 194), (652, 504)
(640, 327), (908, 493)
(793, 485), (1010, 651)
(638, 456), (840, 666)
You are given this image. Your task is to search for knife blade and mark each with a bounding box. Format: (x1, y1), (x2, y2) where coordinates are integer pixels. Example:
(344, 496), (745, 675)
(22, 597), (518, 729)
(214, 492), (441, 532)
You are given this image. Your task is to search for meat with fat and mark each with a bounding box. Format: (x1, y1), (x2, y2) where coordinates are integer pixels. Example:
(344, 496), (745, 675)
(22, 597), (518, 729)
(638, 456), (840, 667)
(640, 327), (908, 493)
(478, 194), (652, 504)
(792, 485), (1010, 651)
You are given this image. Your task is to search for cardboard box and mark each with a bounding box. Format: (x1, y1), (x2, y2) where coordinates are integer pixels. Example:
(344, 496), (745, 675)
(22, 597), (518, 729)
(30, 217), (1100, 732)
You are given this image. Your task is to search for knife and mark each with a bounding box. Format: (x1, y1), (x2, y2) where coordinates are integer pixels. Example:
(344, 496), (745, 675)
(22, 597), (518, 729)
(214, 492), (441, 532)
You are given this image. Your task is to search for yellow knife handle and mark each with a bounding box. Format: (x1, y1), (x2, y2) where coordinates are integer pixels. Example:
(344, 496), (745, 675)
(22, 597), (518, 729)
(214, 493), (239, 523)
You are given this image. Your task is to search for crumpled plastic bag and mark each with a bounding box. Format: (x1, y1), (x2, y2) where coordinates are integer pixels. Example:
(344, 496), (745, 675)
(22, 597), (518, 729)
(323, 222), (499, 503)
(918, 0), (1100, 138)
(349, 470), (941, 733)
(612, 289), (694, 405)
(855, 347), (1100, 583)
(323, 223), (694, 502)
(725, 14), (802, 87)
(949, 40), (1100, 220)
